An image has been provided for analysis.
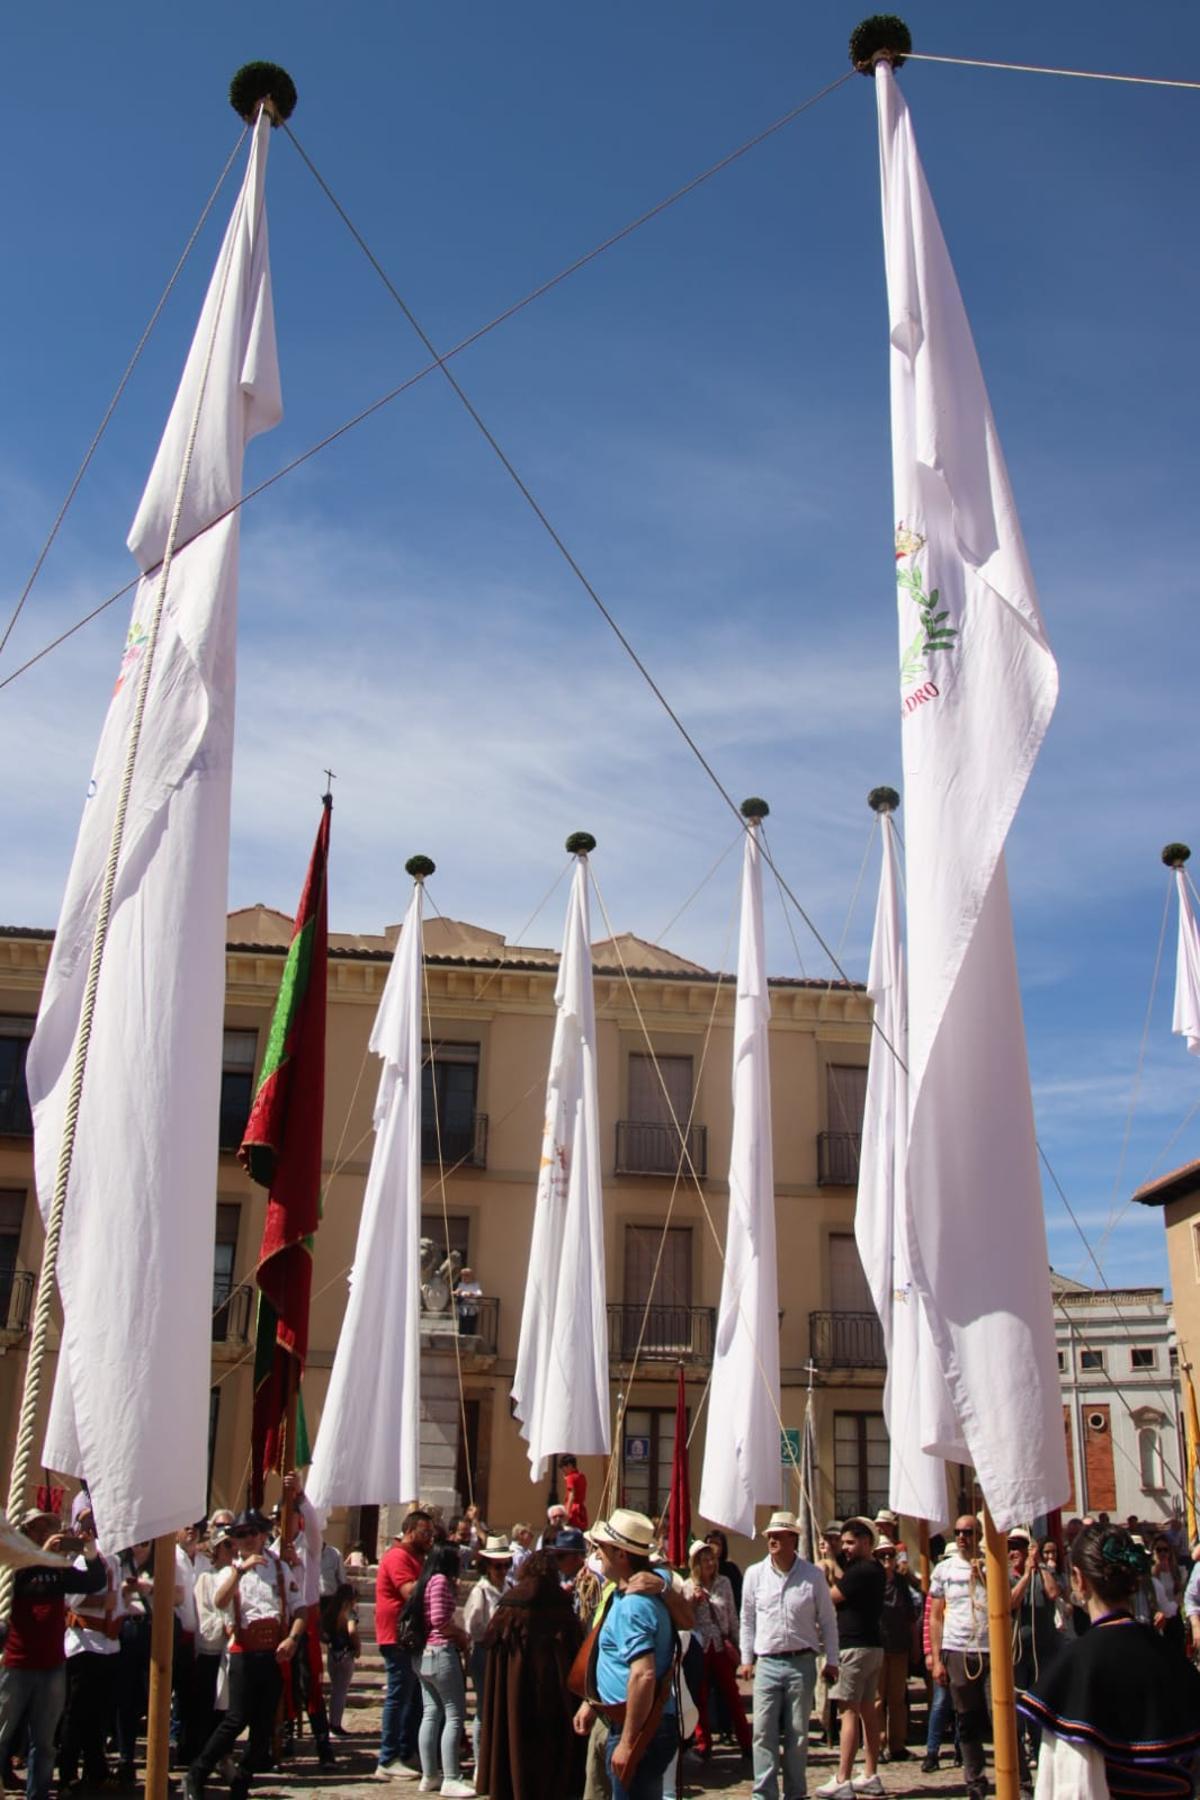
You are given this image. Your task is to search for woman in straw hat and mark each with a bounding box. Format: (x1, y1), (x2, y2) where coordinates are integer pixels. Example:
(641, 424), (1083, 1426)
(684, 1540), (751, 1759)
(464, 1535), (513, 1766)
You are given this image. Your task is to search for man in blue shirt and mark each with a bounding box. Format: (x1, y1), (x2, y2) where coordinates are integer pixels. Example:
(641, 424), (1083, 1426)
(572, 1509), (687, 1800)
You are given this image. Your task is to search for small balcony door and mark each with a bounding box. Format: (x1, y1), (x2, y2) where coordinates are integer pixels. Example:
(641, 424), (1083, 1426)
(623, 1225), (692, 1356)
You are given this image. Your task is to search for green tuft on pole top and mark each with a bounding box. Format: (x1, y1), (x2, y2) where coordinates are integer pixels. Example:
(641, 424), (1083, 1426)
(405, 854), (435, 880)
(1162, 843), (1191, 869)
(868, 785), (901, 815)
(565, 832), (596, 856)
(229, 62), (298, 125)
(849, 15), (912, 73)
(740, 797), (770, 822)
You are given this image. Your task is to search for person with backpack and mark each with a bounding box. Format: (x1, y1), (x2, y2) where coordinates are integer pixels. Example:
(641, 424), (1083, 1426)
(374, 1508), (433, 1779)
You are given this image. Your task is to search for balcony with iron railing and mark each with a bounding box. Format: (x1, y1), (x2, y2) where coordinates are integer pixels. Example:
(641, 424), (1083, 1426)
(809, 1310), (886, 1370)
(817, 1131), (861, 1186)
(420, 1294), (498, 1358)
(421, 1113), (488, 1170)
(614, 1121), (707, 1179)
(607, 1303), (716, 1365)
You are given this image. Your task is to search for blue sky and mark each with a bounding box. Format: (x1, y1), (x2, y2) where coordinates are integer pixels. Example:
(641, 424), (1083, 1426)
(1, 3), (1196, 1292)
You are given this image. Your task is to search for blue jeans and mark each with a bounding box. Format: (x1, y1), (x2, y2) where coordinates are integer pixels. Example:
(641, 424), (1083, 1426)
(752, 1651), (816, 1800)
(418, 1645), (465, 1782)
(926, 1675), (957, 1758)
(378, 1643), (417, 1767)
(0, 1667), (65, 1800)
(605, 1709), (679, 1800)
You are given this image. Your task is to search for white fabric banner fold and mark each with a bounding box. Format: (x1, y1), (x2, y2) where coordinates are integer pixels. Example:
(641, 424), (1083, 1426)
(699, 825), (781, 1536)
(26, 114), (281, 1550)
(855, 811), (949, 1524)
(1172, 870), (1200, 1056)
(876, 62), (1068, 1528)
(511, 855), (609, 1480)
(306, 881), (424, 1511)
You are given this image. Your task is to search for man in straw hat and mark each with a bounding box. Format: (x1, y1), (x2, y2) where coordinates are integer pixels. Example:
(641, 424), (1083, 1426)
(571, 1508), (689, 1800)
(739, 1509), (838, 1800)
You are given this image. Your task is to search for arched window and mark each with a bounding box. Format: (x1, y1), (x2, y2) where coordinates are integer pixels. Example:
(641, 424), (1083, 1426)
(1138, 1425), (1163, 1490)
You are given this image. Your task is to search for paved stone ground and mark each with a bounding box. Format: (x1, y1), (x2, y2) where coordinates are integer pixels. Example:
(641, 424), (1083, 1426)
(245, 1663), (987, 1800)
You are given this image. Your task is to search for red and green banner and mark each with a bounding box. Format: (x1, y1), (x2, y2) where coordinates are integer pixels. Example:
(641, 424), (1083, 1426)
(241, 795), (331, 1505)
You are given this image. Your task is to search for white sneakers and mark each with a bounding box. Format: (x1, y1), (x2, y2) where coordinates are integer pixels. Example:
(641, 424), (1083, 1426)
(854, 1779), (886, 1796)
(815, 1778), (884, 1799)
(439, 1783), (476, 1798)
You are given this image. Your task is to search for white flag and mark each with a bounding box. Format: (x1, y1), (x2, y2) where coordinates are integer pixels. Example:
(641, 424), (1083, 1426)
(1172, 870), (1200, 1055)
(876, 62), (1068, 1527)
(699, 825), (781, 1536)
(26, 114), (281, 1550)
(307, 879), (424, 1511)
(512, 854), (609, 1479)
(855, 810), (949, 1524)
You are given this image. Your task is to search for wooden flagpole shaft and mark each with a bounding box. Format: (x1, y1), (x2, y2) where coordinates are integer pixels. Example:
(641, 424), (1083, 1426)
(917, 1519), (931, 1593)
(982, 1505), (1019, 1800)
(144, 1532), (176, 1800)
(278, 1360), (299, 1542)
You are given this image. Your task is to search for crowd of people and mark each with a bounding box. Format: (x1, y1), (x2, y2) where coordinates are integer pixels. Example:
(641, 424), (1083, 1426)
(0, 1477), (355, 1800)
(2, 1484), (1199, 1800)
(372, 1499), (1200, 1800)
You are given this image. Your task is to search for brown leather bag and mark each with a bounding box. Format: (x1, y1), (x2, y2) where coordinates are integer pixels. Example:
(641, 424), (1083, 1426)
(566, 1588), (677, 1786)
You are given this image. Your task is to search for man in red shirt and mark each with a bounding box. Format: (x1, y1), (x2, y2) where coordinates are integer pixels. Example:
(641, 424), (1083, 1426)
(374, 1510), (432, 1779)
(0, 1509), (106, 1800)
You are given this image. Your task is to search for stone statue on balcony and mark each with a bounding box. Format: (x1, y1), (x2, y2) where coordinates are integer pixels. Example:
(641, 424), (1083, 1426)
(419, 1238), (462, 1313)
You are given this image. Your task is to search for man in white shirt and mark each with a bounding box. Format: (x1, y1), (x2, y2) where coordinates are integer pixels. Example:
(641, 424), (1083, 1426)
(928, 1515), (990, 1800)
(270, 1477), (335, 1767)
(738, 1510), (839, 1800)
(184, 1509), (304, 1800)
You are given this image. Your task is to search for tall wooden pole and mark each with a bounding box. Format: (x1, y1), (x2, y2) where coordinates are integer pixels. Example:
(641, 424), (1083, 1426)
(277, 1359), (299, 1543)
(982, 1504), (1019, 1800)
(144, 1533), (176, 1800)
(917, 1519), (932, 1593)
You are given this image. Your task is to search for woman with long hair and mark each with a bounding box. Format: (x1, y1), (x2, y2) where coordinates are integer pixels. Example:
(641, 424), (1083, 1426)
(1018, 1524), (1200, 1799)
(411, 1542), (474, 1797)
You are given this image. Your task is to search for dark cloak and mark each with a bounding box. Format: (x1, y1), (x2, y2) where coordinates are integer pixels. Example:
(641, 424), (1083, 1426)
(1017, 1614), (1200, 1799)
(477, 1563), (586, 1800)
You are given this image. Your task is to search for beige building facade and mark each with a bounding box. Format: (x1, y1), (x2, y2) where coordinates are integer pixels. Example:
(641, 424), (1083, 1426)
(0, 904), (880, 1563)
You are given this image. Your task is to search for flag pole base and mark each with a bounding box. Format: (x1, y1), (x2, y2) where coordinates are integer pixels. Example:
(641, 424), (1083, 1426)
(144, 1534), (176, 1800)
(983, 1504), (1021, 1800)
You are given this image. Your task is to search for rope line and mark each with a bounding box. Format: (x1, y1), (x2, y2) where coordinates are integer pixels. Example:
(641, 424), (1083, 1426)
(1098, 881), (1172, 1257)
(652, 829), (742, 947)
(2, 124), (252, 1574)
(903, 50), (1200, 91)
(588, 862), (814, 1515)
(0, 128), (249, 665)
(420, 921), (476, 1515)
(593, 871), (738, 1519)
(282, 103), (900, 1059)
(0, 71), (853, 696)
